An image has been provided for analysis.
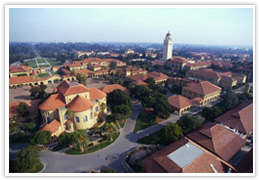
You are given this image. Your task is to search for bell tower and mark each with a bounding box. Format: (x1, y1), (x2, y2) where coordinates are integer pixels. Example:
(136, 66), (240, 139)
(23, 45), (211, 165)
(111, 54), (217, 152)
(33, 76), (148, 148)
(162, 31), (173, 62)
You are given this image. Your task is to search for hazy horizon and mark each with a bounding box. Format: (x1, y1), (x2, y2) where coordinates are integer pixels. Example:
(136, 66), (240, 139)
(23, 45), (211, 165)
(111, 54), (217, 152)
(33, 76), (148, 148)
(9, 7), (254, 46)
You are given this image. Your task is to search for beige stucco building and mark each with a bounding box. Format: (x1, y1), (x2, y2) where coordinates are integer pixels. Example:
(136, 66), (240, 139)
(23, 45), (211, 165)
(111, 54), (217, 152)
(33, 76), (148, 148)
(39, 80), (107, 137)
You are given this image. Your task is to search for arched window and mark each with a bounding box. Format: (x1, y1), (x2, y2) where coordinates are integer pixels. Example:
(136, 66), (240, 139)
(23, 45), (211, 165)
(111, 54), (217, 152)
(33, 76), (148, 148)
(95, 106), (98, 112)
(90, 112), (93, 119)
(47, 117), (51, 123)
(83, 115), (88, 122)
(76, 116), (80, 123)
(64, 114), (67, 120)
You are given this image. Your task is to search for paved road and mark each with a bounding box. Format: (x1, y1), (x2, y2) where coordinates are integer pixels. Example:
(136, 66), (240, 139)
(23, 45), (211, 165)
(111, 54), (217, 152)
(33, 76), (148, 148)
(40, 102), (144, 173)
(38, 99), (221, 173)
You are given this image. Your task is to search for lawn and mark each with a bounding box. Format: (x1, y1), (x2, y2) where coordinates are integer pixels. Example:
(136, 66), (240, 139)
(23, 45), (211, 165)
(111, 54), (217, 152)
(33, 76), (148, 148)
(26, 59), (38, 68)
(136, 127), (164, 145)
(65, 133), (119, 155)
(36, 59), (47, 63)
(133, 111), (157, 133)
(39, 64), (51, 68)
(46, 59), (62, 66)
(38, 73), (50, 78)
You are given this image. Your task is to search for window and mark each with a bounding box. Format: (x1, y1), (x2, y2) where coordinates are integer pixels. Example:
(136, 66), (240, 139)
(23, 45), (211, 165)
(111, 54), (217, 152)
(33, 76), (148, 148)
(90, 112), (93, 119)
(64, 114), (67, 120)
(95, 106), (98, 112)
(47, 117), (51, 123)
(76, 116), (80, 123)
(83, 115), (88, 122)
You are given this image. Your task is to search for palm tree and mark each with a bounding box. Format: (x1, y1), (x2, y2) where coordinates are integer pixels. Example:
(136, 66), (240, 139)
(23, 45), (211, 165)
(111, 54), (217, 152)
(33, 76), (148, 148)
(73, 131), (90, 153)
(100, 102), (106, 116)
(104, 122), (118, 142)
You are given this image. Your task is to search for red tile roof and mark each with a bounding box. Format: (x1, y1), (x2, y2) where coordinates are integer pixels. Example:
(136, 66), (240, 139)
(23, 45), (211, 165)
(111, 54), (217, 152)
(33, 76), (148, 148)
(187, 122), (246, 161)
(183, 81), (221, 96)
(215, 100), (253, 134)
(39, 94), (66, 111)
(147, 71), (169, 81)
(133, 80), (148, 86)
(9, 99), (40, 117)
(75, 69), (95, 76)
(9, 65), (33, 73)
(63, 61), (82, 68)
(60, 68), (71, 75)
(56, 80), (90, 96)
(143, 137), (237, 173)
(67, 95), (94, 112)
(89, 88), (107, 100)
(40, 120), (61, 134)
(220, 75), (237, 82)
(168, 95), (193, 109)
(9, 76), (34, 85)
(192, 69), (221, 79)
(65, 120), (73, 124)
(152, 60), (164, 66)
(98, 84), (129, 94)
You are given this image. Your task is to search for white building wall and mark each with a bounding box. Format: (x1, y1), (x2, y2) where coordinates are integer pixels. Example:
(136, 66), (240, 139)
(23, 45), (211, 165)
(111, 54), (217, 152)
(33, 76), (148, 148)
(162, 33), (173, 61)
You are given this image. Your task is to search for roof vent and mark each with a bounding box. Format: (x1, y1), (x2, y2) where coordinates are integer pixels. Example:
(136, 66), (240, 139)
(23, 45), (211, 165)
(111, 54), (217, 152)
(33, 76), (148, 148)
(210, 164), (218, 173)
(185, 144), (189, 148)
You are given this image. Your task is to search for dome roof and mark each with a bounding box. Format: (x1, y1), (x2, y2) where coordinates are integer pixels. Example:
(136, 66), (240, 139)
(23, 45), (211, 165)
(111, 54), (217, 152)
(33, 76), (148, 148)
(67, 95), (94, 112)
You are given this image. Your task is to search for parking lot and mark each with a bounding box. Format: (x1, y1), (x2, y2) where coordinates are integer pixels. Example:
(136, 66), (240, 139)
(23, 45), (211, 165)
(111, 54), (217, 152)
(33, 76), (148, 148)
(9, 77), (111, 103)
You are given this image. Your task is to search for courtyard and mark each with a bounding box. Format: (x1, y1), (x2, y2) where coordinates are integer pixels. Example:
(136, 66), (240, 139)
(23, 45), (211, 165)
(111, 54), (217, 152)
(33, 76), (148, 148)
(9, 77), (111, 103)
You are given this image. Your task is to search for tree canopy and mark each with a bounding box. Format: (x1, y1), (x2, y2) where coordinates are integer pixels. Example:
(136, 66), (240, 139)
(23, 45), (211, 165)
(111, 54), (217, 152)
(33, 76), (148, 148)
(177, 115), (202, 134)
(76, 73), (87, 86)
(107, 89), (132, 110)
(17, 102), (29, 117)
(29, 131), (51, 145)
(162, 123), (183, 145)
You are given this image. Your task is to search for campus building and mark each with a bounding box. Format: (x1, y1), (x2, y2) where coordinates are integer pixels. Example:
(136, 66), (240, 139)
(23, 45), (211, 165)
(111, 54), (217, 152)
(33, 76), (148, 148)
(143, 137), (237, 173)
(9, 65), (33, 77)
(182, 81), (221, 106)
(215, 100), (253, 138)
(128, 71), (169, 84)
(39, 80), (107, 137)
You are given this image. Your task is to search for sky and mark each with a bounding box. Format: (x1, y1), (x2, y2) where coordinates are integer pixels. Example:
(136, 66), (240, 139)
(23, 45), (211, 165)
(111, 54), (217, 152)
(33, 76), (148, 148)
(9, 7), (254, 46)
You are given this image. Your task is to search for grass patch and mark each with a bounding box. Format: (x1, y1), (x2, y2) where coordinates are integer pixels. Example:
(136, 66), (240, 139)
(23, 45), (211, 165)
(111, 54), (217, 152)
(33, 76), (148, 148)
(65, 133), (119, 155)
(133, 112), (157, 133)
(26, 59), (38, 68)
(37, 59), (47, 63)
(38, 73), (50, 78)
(47, 59), (62, 66)
(39, 64), (51, 68)
(137, 128), (164, 145)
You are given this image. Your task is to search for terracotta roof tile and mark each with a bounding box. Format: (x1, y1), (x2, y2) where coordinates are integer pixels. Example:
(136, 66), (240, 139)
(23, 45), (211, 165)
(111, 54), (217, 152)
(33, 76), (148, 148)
(39, 94), (66, 111)
(215, 100), (253, 134)
(9, 65), (33, 73)
(9, 76), (34, 85)
(99, 84), (129, 94)
(65, 120), (73, 124)
(56, 80), (89, 96)
(168, 95), (193, 109)
(187, 122), (246, 161)
(183, 81), (221, 96)
(75, 69), (95, 76)
(67, 95), (94, 112)
(143, 137), (236, 173)
(89, 88), (107, 100)
(40, 120), (61, 134)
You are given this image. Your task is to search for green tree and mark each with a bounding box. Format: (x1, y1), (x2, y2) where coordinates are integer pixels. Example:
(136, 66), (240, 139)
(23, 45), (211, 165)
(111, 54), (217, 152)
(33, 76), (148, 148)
(29, 131), (51, 145)
(29, 84), (47, 100)
(69, 69), (76, 76)
(153, 94), (172, 119)
(123, 78), (135, 89)
(178, 115), (202, 134)
(17, 102), (29, 117)
(22, 61), (29, 66)
(104, 122), (118, 142)
(110, 77), (123, 85)
(163, 123), (183, 144)
(141, 96), (155, 108)
(134, 160), (145, 173)
(133, 85), (149, 100)
(58, 133), (74, 147)
(72, 130), (90, 153)
(219, 90), (239, 111)
(76, 73), (87, 85)
(65, 109), (73, 119)
(107, 89), (132, 109)
(13, 146), (41, 173)
(112, 104), (131, 118)
(202, 106), (222, 122)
